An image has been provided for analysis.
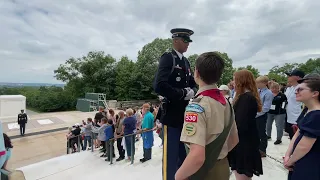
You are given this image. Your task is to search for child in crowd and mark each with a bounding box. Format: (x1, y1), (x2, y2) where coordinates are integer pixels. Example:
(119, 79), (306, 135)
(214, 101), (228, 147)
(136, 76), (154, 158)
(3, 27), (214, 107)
(104, 119), (115, 161)
(98, 118), (108, 157)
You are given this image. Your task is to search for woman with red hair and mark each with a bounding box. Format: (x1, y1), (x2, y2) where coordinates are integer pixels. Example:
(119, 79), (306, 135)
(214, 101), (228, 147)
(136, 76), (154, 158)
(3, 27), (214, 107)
(228, 69), (263, 180)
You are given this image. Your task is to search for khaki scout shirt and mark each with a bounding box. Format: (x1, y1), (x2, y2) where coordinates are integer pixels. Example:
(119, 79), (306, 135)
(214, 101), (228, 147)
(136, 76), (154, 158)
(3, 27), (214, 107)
(180, 84), (236, 159)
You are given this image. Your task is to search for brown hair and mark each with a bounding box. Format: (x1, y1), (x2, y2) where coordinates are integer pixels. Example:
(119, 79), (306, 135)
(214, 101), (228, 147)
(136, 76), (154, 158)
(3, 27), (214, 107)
(304, 78), (320, 101)
(234, 69), (262, 112)
(108, 109), (115, 116)
(3, 133), (13, 149)
(195, 52), (225, 84)
(102, 118), (108, 124)
(142, 103), (151, 109)
(87, 118), (92, 122)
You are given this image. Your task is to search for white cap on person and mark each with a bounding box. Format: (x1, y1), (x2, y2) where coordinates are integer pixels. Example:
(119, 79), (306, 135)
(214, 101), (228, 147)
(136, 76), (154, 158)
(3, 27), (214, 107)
(219, 85), (230, 91)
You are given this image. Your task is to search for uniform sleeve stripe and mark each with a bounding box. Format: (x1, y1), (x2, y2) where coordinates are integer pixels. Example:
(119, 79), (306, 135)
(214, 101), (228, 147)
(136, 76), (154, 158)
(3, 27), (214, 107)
(162, 125), (168, 180)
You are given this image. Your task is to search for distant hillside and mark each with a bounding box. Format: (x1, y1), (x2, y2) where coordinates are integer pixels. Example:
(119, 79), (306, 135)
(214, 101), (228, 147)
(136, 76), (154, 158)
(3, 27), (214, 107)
(0, 82), (65, 88)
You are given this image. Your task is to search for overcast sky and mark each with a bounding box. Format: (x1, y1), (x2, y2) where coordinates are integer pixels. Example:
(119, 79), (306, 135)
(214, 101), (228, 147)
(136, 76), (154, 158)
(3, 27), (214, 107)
(1, 0), (320, 83)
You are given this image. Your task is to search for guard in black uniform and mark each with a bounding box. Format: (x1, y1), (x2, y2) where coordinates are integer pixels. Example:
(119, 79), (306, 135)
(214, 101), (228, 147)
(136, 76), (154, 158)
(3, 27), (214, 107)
(17, 109), (28, 136)
(154, 28), (197, 180)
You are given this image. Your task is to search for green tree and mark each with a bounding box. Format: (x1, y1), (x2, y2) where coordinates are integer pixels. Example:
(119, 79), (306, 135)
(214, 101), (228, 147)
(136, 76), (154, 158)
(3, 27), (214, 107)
(115, 56), (136, 100)
(54, 51), (117, 100)
(268, 63), (300, 83)
(299, 58), (320, 74)
(187, 54), (199, 72)
(133, 38), (172, 99)
(236, 65), (260, 78)
(215, 52), (234, 85)
(313, 67), (320, 74)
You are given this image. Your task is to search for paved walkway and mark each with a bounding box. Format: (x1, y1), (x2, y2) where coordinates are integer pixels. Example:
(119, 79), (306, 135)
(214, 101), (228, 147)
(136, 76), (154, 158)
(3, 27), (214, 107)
(18, 129), (289, 180)
(1, 110), (290, 179)
(8, 131), (67, 169)
(3, 111), (97, 137)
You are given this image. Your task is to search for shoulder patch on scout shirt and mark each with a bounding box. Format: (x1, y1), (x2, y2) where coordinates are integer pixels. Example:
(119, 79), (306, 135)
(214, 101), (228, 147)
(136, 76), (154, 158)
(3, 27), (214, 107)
(183, 123), (196, 136)
(185, 112), (198, 123)
(185, 103), (205, 113)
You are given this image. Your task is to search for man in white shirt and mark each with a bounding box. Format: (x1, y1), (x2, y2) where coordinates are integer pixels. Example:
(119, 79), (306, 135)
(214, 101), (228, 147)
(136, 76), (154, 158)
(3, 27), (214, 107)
(284, 69), (305, 139)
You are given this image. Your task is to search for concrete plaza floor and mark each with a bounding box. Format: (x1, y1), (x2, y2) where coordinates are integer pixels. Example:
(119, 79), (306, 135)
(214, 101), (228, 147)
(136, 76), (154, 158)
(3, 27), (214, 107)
(1, 110), (289, 179)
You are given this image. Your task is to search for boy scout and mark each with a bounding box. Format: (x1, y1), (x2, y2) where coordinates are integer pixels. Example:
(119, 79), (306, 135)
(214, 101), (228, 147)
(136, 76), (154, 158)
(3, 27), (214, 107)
(175, 52), (239, 180)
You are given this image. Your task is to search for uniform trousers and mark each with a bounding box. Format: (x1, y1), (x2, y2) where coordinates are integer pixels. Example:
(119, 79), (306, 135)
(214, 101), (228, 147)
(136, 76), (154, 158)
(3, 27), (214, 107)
(256, 114), (268, 153)
(162, 125), (186, 180)
(19, 123), (26, 135)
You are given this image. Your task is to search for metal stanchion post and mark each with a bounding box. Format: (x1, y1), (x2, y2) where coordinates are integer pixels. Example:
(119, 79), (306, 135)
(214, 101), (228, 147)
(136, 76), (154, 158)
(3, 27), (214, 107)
(110, 140), (113, 165)
(77, 135), (81, 152)
(91, 132), (94, 152)
(131, 135), (134, 164)
(67, 138), (70, 154)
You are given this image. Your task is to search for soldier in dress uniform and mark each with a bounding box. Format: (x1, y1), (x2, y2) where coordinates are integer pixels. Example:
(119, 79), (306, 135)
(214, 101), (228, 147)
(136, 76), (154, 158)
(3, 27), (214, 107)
(153, 28), (197, 180)
(175, 52), (239, 180)
(17, 109), (28, 136)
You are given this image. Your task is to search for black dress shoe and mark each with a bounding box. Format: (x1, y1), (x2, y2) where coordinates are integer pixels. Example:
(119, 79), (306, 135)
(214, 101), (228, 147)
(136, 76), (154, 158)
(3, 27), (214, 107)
(116, 157), (124, 161)
(140, 158), (146, 163)
(100, 154), (107, 157)
(274, 140), (282, 145)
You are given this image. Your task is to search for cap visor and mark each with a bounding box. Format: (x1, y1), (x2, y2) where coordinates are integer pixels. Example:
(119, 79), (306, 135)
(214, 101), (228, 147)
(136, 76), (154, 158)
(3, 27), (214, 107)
(285, 72), (291, 76)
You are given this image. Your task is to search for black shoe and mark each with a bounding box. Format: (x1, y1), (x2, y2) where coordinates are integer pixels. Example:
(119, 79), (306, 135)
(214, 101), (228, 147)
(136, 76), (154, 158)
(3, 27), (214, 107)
(267, 136), (271, 140)
(140, 158), (146, 163)
(274, 140), (282, 145)
(116, 157), (124, 161)
(259, 150), (266, 158)
(100, 154), (107, 157)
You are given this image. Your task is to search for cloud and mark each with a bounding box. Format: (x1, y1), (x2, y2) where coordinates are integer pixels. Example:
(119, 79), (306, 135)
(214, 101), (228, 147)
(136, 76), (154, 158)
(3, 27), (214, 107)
(0, 0), (319, 83)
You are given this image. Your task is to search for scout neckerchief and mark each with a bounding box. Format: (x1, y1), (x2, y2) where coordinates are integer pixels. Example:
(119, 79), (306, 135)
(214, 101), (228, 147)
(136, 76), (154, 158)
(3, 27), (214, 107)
(188, 88), (233, 180)
(194, 89), (226, 105)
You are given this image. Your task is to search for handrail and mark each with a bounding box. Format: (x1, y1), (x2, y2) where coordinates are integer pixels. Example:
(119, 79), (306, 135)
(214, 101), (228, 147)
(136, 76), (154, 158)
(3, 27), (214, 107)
(108, 128), (158, 165)
(66, 126), (160, 165)
(109, 128), (157, 141)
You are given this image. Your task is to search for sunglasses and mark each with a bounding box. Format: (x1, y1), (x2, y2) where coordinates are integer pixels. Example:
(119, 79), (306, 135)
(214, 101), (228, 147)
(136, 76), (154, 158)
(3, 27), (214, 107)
(182, 39), (190, 43)
(295, 87), (310, 93)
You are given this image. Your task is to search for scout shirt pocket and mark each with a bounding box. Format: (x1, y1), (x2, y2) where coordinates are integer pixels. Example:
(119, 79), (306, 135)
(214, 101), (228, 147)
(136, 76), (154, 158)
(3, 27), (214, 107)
(180, 101), (206, 147)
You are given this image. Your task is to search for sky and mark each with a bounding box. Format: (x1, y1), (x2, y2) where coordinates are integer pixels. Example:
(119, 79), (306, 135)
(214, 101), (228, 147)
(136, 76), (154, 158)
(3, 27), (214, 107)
(1, 0), (320, 84)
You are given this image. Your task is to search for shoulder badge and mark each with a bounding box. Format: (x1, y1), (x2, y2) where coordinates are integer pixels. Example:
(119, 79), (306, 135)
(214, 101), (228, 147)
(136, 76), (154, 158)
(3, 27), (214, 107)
(183, 123), (196, 136)
(185, 112), (198, 123)
(185, 103), (204, 113)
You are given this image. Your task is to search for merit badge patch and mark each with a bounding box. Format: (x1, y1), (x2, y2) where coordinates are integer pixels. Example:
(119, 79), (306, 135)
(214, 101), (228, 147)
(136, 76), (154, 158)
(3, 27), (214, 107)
(184, 123), (196, 136)
(185, 113), (198, 123)
(185, 104), (204, 113)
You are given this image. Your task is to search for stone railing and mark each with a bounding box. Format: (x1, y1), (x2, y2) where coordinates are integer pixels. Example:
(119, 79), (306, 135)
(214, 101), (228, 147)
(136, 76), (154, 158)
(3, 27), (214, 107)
(107, 100), (159, 110)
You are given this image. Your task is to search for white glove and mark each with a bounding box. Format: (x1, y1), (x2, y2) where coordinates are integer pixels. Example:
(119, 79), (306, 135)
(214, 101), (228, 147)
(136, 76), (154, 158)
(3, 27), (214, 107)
(184, 88), (195, 100)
